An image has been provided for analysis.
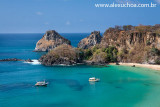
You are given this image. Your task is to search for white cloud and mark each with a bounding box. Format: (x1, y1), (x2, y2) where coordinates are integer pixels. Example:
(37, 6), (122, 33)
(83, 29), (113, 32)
(36, 12), (43, 15)
(66, 21), (71, 25)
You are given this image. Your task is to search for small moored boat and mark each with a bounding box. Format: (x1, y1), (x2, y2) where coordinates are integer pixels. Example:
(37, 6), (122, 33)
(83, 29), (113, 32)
(35, 81), (48, 86)
(89, 77), (100, 82)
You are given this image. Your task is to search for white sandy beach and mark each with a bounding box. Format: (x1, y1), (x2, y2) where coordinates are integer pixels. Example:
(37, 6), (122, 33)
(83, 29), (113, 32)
(110, 63), (160, 71)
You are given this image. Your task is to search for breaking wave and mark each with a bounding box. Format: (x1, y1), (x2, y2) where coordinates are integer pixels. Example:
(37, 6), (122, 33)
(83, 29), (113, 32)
(24, 59), (41, 65)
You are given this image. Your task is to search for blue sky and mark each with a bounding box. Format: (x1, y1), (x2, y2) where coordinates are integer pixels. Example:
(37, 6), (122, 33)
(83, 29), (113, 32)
(0, 0), (160, 33)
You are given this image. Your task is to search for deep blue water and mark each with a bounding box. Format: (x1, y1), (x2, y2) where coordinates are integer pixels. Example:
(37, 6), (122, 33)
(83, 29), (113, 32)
(1, 33), (160, 107)
(0, 33), (89, 59)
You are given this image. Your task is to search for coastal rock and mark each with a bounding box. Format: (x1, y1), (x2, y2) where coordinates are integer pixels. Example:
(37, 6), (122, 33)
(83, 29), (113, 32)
(35, 30), (71, 52)
(39, 44), (82, 66)
(132, 65), (135, 67)
(78, 31), (102, 49)
(83, 60), (107, 66)
(25, 59), (33, 62)
(116, 62), (120, 65)
(40, 56), (77, 66)
(0, 58), (23, 62)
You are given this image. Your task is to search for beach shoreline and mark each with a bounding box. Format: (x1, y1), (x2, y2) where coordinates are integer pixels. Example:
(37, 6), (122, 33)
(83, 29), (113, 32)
(109, 63), (160, 71)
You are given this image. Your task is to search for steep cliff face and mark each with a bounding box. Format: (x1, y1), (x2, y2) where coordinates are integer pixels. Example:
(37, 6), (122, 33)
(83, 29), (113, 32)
(101, 31), (159, 49)
(35, 30), (71, 52)
(78, 31), (102, 49)
(101, 30), (160, 63)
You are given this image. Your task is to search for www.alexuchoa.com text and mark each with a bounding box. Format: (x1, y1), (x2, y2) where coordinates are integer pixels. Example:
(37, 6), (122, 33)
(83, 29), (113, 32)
(95, 2), (157, 8)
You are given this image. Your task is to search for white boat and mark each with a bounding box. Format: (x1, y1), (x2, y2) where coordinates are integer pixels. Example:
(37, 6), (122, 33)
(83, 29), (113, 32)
(89, 77), (100, 82)
(35, 81), (48, 86)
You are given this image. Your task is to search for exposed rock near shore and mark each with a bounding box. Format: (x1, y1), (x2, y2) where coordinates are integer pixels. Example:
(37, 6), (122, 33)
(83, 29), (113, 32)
(0, 58), (33, 62)
(78, 31), (102, 49)
(0, 58), (23, 62)
(83, 60), (108, 66)
(35, 30), (71, 52)
(25, 59), (33, 62)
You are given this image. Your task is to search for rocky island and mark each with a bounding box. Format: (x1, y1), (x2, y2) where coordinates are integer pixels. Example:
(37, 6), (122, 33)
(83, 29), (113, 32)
(36, 24), (160, 66)
(35, 30), (71, 52)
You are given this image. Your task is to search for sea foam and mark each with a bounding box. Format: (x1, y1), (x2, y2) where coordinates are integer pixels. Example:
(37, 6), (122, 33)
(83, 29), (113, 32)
(24, 59), (41, 65)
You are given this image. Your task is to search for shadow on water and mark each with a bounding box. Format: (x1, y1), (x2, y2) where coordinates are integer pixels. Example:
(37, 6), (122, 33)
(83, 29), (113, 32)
(107, 78), (160, 89)
(0, 70), (9, 74)
(115, 86), (123, 89)
(107, 78), (151, 89)
(77, 73), (92, 75)
(47, 79), (84, 91)
(154, 71), (160, 75)
(143, 82), (160, 86)
(0, 78), (85, 92)
(0, 82), (33, 92)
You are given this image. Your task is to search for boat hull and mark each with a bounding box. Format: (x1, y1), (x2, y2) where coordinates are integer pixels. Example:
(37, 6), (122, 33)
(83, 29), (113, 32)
(35, 84), (47, 86)
(89, 79), (100, 82)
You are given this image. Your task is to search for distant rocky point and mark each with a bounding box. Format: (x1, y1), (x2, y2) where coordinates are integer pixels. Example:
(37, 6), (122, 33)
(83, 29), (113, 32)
(0, 58), (23, 62)
(0, 58), (33, 62)
(78, 31), (102, 49)
(34, 30), (71, 52)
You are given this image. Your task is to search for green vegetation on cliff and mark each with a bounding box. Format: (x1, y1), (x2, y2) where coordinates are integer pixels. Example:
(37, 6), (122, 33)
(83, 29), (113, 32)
(82, 45), (118, 63)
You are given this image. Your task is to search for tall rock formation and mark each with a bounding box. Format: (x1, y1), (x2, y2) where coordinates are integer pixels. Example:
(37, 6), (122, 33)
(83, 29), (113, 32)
(35, 30), (71, 52)
(78, 31), (102, 49)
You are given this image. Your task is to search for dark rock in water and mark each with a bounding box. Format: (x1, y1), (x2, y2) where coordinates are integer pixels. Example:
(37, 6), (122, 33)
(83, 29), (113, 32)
(116, 62), (120, 65)
(39, 56), (76, 66)
(0, 58), (34, 63)
(83, 60), (107, 66)
(0, 58), (23, 62)
(78, 31), (102, 49)
(34, 30), (71, 52)
(25, 59), (33, 62)
(132, 65), (136, 67)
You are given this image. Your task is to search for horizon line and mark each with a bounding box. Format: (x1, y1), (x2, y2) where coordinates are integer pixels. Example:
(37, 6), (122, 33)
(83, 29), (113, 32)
(0, 32), (104, 34)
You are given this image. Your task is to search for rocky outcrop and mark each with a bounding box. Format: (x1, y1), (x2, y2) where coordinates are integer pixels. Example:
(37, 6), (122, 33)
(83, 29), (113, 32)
(0, 58), (33, 62)
(0, 58), (23, 62)
(25, 59), (33, 62)
(83, 60), (108, 66)
(39, 44), (82, 66)
(35, 30), (71, 52)
(78, 31), (102, 49)
(39, 56), (77, 66)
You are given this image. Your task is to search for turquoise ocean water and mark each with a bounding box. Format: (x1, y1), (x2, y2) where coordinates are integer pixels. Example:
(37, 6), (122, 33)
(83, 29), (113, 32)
(1, 33), (160, 107)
